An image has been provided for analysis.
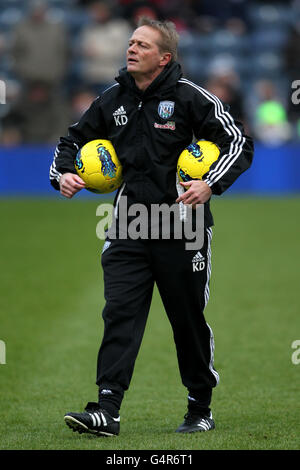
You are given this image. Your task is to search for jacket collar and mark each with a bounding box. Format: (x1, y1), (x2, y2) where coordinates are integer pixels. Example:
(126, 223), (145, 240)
(115, 62), (183, 99)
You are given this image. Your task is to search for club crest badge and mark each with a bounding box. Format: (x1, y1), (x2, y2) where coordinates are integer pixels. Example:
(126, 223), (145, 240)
(158, 101), (175, 120)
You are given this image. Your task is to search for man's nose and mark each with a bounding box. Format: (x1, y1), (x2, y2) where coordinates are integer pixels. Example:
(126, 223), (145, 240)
(128, 43), (137, 53)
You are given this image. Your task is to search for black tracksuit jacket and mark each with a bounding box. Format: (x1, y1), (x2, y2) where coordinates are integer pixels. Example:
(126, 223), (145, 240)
(50, 62), (254, 227)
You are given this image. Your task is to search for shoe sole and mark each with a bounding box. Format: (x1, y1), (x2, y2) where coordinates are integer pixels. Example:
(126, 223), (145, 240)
(176, 427), (215, 433)
(176, 423), (215, 433)
(64, 415), (117, 437)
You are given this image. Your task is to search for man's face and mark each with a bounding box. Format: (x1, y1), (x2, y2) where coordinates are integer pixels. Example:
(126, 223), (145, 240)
(126, 26), (167, 77)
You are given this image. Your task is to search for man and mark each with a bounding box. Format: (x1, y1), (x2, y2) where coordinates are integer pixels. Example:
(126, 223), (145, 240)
(50, 17), (254, 436)
(12, 0), (68, 87)
(79, 1), (131, 93)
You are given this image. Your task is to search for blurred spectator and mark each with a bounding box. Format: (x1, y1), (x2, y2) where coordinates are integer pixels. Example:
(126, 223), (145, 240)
(125, 2), (159, 29)
(125, 0), (192, 32)
(189, 0), (249, 33)
(284, 20), (300, 81)
(205, 67), (247, 128)
(0, 0), (298, 144)
(70, 88), (97, 123)
(252, 79), (292, 146)
(0, 32), (7, 61)
(284, 20), (300, 136)
(0, 81), (71, 145)
(79, 1), (132, 92)
(11, 0), (69, 87)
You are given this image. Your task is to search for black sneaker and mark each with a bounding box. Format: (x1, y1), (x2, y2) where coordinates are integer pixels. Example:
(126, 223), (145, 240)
(64, 402), (120, 436)
(175, 411), (215, 433)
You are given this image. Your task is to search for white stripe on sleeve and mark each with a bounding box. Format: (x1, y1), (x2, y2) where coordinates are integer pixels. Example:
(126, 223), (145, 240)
(178, 78), (246, 187)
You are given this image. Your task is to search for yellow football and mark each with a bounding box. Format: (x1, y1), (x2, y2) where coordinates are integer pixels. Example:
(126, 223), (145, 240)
(177, 140), (220, 182)
(74, 139), (123, 193)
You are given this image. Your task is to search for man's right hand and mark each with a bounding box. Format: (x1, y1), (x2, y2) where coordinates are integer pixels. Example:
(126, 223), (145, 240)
(59, 173), (86, 198)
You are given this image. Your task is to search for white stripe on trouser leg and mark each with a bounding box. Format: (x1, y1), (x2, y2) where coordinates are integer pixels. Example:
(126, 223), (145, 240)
(204, 227), (219, 386)
(204, 227), (212, 308)
(207, 323), (219, 385)
(114, 182), (126, 219)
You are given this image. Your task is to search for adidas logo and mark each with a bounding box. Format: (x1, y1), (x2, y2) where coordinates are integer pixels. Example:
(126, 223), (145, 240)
(192, 251), (205, 272)
(113, 106), (128, 126)
(192, 251), (205, 263)
(113, 106), (126, 116)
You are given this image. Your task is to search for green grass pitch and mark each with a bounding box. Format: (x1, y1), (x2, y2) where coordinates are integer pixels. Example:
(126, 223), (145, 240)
(0, 196), (299, 450)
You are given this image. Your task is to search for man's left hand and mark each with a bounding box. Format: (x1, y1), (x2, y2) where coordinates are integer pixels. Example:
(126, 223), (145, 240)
(176, 180), (212, 207)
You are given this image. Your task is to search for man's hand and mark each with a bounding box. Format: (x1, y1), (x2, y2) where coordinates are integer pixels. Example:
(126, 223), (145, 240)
(176, 180), (212, 207)
(59, 173), (86, 198)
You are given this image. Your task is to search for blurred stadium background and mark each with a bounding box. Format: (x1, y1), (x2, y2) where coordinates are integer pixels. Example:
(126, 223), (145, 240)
(1, 1), (300, 450)
(0, 0), (299, 195)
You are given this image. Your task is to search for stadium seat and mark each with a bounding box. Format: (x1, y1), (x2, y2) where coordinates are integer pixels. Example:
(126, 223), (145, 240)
(250, 29), (289, 52)
(205, 30), (250, 55)
(0, 0), (25, 9)
(47, 0), (76, 6)
(178, 32), (211, 58)
(0, 7), (24, 31)
(250, 51), (284, 79)
(58, 7), (89, 32)
(247, 3), (293, 30)
(178, 33), (211, 81)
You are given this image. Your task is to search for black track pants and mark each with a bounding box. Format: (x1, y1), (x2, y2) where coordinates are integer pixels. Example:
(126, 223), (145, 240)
(96, 228), (219, 409)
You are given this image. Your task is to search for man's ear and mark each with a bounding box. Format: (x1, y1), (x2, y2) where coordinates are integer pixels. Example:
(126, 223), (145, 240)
(160, 52), (172, 66)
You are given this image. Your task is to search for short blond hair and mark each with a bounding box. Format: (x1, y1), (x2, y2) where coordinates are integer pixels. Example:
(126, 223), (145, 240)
(137, 16), (179, 62)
